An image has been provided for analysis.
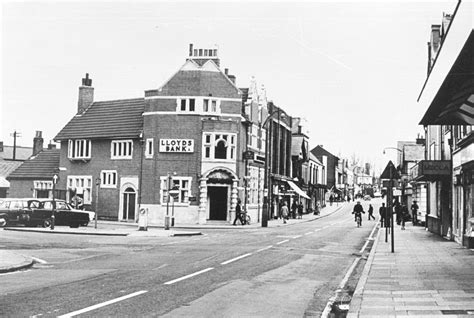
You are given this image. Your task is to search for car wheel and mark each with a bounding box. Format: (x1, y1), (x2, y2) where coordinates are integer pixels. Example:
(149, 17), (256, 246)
(69, 222), (80, 228)
(0, 217), (6, 227)
(42, 219), (51, 228)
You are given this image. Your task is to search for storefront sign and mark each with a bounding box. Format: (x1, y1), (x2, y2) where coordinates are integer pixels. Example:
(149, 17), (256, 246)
(159, 139), (194, 153)
(420, 161), (451, 175)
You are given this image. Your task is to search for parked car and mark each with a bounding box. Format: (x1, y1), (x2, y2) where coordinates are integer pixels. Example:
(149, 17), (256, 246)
(363, 195), (371, 201)
(0, 198), (36, 227)
(0, 198), (92, 228)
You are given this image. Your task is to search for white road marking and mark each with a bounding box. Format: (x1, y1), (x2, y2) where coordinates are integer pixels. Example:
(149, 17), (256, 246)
(359, 223), (379, 254)
(31, 257), (48, 264)
(276, 239), (289, 245)
(256, 245), (273, 252)
(293, 235), (302, 239)
(57, 290), (147, 318)
(305, 232), (313, 235)
(164, 267), (214, 285)
(221, 253), (252, 265)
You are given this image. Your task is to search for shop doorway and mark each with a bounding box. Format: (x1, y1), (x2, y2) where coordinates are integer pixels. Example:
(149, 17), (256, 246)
(122, 187), (136, 221)
(208, 186), (228, 221)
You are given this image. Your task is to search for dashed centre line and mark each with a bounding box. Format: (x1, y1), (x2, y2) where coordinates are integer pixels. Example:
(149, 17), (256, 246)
(221, 253), (252, 265)
(305, 232), (313, 235)
(256, 245), (273, 252)
(164, 267), (214, 285)
(276, 239), (289, 245)
(58, 290), (148, 318)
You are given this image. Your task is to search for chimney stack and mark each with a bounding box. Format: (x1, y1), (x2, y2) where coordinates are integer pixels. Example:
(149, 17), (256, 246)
(33, 131), (44, 156)
(78, 73), (94, 114)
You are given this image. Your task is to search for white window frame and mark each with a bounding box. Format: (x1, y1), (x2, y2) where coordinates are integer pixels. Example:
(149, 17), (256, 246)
(145, 138), (154, 159)
(159, 176), (192, 205)
(202, 132), (237, 161)
(202, 98), (220, 114)
(68, 139), (91, 159)
(67, 175), (93, 205)
(111, 140), (133, 159)
(101, 170), (118, 188)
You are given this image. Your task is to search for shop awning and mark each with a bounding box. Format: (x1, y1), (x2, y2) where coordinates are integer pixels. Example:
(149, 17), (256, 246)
(418, 1), (474, 125)
(286, 181), (310, 199)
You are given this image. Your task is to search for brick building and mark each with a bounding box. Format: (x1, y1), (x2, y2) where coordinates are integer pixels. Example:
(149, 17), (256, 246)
(52, 44), (287, 225)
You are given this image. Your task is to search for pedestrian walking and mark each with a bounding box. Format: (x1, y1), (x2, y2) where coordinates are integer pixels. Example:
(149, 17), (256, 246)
(297, 202), (303, 219)
(313, 202), (320, 215)
(401, 204), (409, 230)
(233, 199), (244, 225)
(368, 204), (375, 220)
(394, 199), (401, 225)
(411, 200), (419, 226)
(329, 194), (334, 206)
(280, 202), (289, 224)
(379, 203), (386, 227)
(291, 200), (297, 219)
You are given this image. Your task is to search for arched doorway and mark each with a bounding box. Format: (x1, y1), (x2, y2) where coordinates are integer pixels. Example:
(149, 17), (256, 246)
(205, 169), (236, 221)
(122, 187), (136, 221)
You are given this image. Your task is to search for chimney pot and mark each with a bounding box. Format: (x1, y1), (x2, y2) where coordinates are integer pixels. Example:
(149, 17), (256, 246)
(33, 131), (44, 156)
(225, 68), (228, 75)
(78, 73), (94, 114)
(189, 43), (193, 56)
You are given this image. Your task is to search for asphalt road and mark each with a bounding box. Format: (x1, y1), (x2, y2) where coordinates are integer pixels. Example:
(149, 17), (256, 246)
(0, 200), (381, 317)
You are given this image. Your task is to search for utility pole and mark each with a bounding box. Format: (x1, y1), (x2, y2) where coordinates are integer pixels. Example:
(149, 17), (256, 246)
(10, 130), (21, 160)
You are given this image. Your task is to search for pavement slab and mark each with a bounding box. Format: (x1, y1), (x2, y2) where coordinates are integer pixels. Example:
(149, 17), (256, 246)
(348, 223), (474, 317)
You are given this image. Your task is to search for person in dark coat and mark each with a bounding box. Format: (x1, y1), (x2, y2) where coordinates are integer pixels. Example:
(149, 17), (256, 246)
(394, 199), (402, 225)
(291, 201), (298, 219)
(233, 199), (244, 225)
(352, 201), (365, 225)
(379, 203), (386, 227)
(411, 201), (419, 226)
(367, 204), (375, 220)
(297, 202), (303, 219)
(329, 194), (334, 206)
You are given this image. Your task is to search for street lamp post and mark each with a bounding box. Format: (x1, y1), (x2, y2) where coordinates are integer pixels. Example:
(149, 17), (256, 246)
(51, 174), (58, 230)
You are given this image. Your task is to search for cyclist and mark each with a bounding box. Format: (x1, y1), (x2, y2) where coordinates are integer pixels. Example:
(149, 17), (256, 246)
(352, 200), (365, 226)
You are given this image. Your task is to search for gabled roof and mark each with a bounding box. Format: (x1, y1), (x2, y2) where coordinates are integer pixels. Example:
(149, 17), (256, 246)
(7, 149), (60, 180)
(155, 60), (241, 98)
(0, 160), (24, 178)
(55, 98), (145, 140)
(310, 145), (339, 160)
(0, 145), (33, 161)
(309, 153), (323, 165)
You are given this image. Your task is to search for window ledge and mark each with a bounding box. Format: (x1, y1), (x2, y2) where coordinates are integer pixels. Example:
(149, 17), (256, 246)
(68, 158), (91, 163)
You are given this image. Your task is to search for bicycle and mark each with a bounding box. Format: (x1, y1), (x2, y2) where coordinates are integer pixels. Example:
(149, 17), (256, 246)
(240, 211), (251, 225)
(355, 214), (362, 227)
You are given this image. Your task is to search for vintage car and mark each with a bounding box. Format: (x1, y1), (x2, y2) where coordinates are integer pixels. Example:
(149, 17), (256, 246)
(0, 198), (91, 228)
(0, 198), (35, 227)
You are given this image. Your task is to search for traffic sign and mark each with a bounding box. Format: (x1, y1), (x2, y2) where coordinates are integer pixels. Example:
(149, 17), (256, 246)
(380, 161), (401, 179)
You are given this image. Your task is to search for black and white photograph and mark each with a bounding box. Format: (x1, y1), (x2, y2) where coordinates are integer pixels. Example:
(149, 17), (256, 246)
(1, 0), (473, 316)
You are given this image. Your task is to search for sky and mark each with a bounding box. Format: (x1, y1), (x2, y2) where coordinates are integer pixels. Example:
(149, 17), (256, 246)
(1, 0), (458, 174)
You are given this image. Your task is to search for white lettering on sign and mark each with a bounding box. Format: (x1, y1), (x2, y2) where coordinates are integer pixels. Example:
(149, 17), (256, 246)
(159, 139), (194, 153)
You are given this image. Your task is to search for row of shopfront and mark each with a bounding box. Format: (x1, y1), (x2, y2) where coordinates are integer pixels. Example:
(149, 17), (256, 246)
(411, 1), (474, 248)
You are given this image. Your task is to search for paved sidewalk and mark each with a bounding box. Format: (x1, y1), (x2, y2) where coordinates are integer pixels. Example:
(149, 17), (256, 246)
(348, 223), (474, 317)
(0, 250), (34, 274)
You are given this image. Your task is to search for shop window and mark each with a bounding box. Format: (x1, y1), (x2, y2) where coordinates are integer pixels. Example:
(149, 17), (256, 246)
(160, 176), (192, 204)
(67, 176), (93, 205)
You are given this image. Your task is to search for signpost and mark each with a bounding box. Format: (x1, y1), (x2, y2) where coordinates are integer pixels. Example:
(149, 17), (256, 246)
(380, 160), (400, 253)
(51, 174), (58, 230)
(169, 186), (179, 227)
